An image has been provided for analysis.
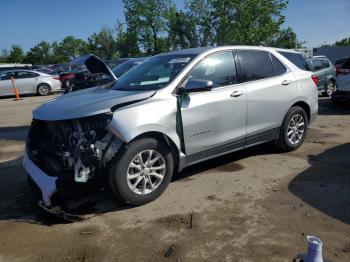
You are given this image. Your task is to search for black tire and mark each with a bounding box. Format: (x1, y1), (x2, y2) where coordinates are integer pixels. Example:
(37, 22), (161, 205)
(276, 106), (308, 152)
(323, 80), (335, 97)
(108, 137), (174, 206)
(37, 83), (51, 96)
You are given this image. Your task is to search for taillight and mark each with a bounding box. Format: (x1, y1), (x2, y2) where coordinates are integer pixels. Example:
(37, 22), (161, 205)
(311, 75), (318, 87)
(53, 77), (60, 80)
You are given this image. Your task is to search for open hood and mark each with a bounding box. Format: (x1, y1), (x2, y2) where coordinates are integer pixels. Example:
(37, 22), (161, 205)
(33, 87), (155, 121)
(71, 54), (117, 80)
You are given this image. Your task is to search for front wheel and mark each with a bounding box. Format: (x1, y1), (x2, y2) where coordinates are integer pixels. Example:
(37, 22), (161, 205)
(108, 137), (174, 206)
(276, 106), (308, 152)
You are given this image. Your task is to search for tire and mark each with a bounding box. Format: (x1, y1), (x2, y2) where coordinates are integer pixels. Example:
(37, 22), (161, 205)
(323, 80), (335, 97)
(108, 137), (174, 206)
(37, 83), (51, 96)
(276, 106), (308, 152)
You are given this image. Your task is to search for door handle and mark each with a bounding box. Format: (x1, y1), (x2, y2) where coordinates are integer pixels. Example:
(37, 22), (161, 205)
(230, 90), (245, 97)
(282, 80), (292, 86)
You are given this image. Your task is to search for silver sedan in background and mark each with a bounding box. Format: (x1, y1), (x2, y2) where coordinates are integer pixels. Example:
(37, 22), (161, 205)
(0, 70), (62, 97)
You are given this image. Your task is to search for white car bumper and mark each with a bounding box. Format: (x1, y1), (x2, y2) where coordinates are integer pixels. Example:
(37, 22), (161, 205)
(23, 149), (57, 206)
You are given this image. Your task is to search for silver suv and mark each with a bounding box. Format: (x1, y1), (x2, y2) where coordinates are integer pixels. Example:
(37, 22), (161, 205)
(24, 46), (318, 208)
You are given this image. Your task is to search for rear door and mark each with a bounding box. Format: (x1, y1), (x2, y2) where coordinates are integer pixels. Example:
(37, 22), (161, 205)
(181, 50), (247, 161)
(236, 50), (297, 146)
(0, 72), (16, 96)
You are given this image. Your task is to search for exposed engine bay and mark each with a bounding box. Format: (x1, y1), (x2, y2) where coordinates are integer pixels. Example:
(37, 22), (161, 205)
(27, 113), (122, 189)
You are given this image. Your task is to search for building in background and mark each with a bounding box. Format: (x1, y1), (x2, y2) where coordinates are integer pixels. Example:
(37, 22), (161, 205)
(313, 47), (350, 63)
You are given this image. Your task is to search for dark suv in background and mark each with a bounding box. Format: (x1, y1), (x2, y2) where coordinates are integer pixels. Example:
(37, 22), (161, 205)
(307, 56), (336, 97)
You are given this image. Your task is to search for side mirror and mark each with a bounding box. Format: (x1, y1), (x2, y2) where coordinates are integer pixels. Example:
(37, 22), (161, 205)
(182, 79), (213, 94)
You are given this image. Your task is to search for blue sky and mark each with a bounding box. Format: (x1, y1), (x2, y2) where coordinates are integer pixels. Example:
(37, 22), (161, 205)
(0, 0), (349, 51)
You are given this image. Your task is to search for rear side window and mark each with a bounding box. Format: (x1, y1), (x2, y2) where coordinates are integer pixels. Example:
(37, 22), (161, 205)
(271, 55), (287, 76)
(237, 50), (274, 81)
(278, 51), (311, 71)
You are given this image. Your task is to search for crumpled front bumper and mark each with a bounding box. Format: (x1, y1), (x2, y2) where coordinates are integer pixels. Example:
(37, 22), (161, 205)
(23, 149), (57, 206)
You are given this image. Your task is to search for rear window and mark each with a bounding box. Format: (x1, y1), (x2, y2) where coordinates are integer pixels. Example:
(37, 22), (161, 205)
(278, 51), (311, 71)
(334, 58), (347, 66)
(342, 59), (350, 69)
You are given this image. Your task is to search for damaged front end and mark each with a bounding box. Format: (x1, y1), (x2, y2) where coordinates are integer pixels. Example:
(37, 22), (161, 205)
(24, 113), (123, 218)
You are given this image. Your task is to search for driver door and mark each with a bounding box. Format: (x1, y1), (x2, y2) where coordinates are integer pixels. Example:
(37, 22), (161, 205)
(180, 51), (247, 164)
(0, 72), (16, 96)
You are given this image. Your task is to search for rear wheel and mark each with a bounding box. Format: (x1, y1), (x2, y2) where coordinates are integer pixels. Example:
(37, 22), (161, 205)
(108, 137), (174, 206)
(37, 84), (51, 96)
(276, 106), (308, 152)
(323, 80), (335, 97)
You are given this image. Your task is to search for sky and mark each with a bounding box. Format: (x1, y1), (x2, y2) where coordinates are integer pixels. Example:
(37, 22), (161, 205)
(0, 0), (349, 51)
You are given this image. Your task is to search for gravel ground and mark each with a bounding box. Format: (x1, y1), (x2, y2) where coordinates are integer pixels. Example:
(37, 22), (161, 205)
(0, 95), (349, 262)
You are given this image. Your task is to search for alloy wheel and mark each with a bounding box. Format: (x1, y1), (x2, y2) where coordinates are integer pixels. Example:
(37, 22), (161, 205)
(126, 150), (166, 195)
(287, 114), (305, 145)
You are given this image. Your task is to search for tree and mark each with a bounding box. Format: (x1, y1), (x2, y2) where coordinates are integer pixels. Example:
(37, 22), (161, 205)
(185, 0), (216, 46)
(167, 7), (198, 49)
(88, 27), (118, 59)
(211, 0), (288, 45)
(116, 20), (140, 57)
(123, 0), (173, 55)
(269, 27), (304, 48)
(8, 45), (25, 63)
(51, 36), (89, 63)
(0, 49), (9, 63)
(24, 41), (52, 64)
(334, 37), (350, 47)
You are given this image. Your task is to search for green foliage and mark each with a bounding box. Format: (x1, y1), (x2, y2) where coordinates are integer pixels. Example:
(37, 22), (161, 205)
(88, 27), (118, 59)
(2, 0), (305, 65)
(8, 45), (25, 63)
(0, 49), (9, 63)
(335, 37), (350, 47)
(24, 41), (53, 64)
(269, 27), (304, 49)
(208, 0), (288, 45)
(123, 0), (173, 55)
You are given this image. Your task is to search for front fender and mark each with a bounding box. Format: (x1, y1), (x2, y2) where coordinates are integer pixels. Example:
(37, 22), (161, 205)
(106, 97), (182, 152)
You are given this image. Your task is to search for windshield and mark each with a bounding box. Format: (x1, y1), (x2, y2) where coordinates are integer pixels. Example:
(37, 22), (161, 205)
(112, 60), (139, 78)
(112, 54), (196, 91)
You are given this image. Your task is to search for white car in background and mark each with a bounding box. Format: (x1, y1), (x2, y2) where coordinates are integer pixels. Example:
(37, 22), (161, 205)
(332, 57), (350, 105)
(0, 70), (62, 97)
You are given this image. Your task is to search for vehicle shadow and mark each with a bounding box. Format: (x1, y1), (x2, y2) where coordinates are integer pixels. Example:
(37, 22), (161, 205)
(0, 143), (279, 225)
(288, 143), (350, 224)
(318, 98), (350, 115)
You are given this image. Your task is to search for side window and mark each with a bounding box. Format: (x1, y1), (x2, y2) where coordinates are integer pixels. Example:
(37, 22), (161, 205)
(238, 50), (274, 81)
(16, 71), (37, 79)
(0, 72), (15, 80)
(186, 51), (237, 88)
(313, 59), (324, 71)
(322, 60), (330, 68)
(271, 54), (287, 76)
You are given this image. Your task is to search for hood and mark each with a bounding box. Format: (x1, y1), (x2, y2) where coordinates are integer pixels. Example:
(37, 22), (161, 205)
(33, 87), (156, 121)
(71, 54), (117, 80)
